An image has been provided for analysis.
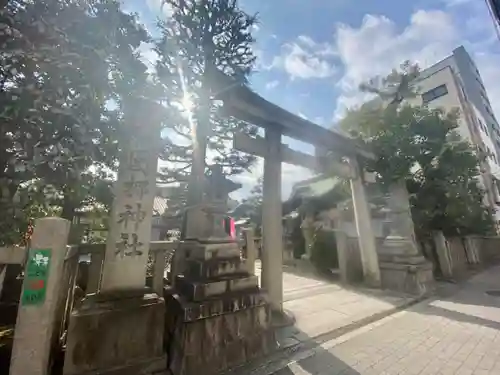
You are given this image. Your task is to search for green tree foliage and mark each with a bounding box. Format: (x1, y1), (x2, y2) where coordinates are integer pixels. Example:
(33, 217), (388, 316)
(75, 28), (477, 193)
(310, 229), (338, 274)
(0, 0), (151, 244)
(240, 176), (263, 228)
(154, 0), (258, 186)
(339, 63), (495, 236)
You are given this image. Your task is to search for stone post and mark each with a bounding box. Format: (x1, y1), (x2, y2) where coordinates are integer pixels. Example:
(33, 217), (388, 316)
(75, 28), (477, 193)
(99, 114), (160, 292)
(10, 217), (71, 375)
(300, 213), (315, 259)
(464, 236), (481, 265)
(243, 227), (256, 275)
(348, 157), (381, 287)
(432, 231), (453, 279)
(63, 100), (167, 375)
(261, 126), (283, 312)
(335, 229), (349, 284)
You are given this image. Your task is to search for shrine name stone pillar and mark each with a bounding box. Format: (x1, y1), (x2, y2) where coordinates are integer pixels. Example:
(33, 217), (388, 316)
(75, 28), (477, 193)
(261, 126), (283, 312)
(63, 99), (166, 375)
(349, 157), (381, 287)
(379, 180), (434, 295)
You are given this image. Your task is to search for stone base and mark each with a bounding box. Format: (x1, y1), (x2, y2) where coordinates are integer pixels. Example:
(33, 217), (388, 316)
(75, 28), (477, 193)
(380, 260), (434, 296)
(63, 292), (166, 375)
(165, 293), (274, 375)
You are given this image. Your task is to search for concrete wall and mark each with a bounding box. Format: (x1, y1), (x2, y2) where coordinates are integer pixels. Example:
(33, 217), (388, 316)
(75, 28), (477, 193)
(452, 46), (500, 158)
(411, 66), (473, 142)
(415, 48), (500, 225)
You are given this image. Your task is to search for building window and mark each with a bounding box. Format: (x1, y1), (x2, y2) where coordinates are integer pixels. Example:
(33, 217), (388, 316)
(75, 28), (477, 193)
(422, 84), (448, 104)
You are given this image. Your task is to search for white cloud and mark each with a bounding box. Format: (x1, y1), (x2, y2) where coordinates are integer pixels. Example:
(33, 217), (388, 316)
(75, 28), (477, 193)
(146, 0), (173, 18)
(137, 42), (158, 74)
(254, 49), (275, 72)
(441, 0), (500, 120)
(333, 2), (500, 122)
(265, 80), (279, 90)
(271, 35), (338, 80)
(333, 10), (459, 119)
(442, 0), (473, 6)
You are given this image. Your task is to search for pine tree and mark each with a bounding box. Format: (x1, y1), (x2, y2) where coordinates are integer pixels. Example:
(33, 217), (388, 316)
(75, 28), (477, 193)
(154, 0), (258, 193)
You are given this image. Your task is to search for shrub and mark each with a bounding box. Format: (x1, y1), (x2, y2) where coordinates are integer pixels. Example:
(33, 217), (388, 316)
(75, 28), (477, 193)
(310, 229), (338, 274)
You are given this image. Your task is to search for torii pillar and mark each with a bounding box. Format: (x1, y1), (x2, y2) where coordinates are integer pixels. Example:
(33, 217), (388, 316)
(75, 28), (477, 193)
(348, 157), (381, 287)
(234, 130), (382, 310)
(261, 127), (283, 312)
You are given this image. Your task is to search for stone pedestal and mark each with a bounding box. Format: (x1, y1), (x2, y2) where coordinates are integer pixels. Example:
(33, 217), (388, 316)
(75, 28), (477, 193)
(62, 100), (167, 375)
(165, 240), (274, 375)
(378, 181), (434, 295)
(63, 292), (166, 375)
(379, 236), (434, 295)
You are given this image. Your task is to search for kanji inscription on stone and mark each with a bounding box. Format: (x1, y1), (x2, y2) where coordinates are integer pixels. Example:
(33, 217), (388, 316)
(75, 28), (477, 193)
(115, 233), (144, 257)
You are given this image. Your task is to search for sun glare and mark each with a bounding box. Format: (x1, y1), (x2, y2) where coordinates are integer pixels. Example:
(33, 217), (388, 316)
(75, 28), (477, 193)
(181, 93), (194, 113)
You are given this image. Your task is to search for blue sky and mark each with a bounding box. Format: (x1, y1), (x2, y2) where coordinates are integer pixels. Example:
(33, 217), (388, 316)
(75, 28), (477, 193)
(124, 0), (500, 200)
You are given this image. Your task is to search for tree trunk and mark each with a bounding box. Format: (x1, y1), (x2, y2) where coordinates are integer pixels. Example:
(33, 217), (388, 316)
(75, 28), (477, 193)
(61, 197), (76, 222)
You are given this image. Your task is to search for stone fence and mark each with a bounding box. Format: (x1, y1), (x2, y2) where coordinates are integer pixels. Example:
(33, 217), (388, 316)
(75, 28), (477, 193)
(430, 232), (500, 280)
(0, 218), (259, 375)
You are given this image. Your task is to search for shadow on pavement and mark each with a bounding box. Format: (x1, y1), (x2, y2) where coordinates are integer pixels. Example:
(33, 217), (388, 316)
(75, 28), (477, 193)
(273, 340), (361, 375)
(224, 318), (361, 375)
(414, 300), (500, 331)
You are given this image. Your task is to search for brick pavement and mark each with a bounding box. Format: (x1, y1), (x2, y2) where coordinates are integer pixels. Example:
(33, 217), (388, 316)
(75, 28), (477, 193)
(251, 265), (500, 375)
(256, 261), (415, 344)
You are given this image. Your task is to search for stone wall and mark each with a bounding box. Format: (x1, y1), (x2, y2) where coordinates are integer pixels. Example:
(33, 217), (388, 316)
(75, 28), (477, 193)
(432, 234), (500, 281)
(447, 237), (469, 278)
(464, 236), (500, 265)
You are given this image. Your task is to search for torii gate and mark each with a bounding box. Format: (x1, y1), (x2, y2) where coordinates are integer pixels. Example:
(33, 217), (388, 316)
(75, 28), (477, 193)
(212, 72), (382, 312)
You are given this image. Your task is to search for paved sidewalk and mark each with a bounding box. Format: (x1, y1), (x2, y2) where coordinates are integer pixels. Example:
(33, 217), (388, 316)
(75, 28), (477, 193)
(256, 261), (417, 345)
(249, 264), (500, 375)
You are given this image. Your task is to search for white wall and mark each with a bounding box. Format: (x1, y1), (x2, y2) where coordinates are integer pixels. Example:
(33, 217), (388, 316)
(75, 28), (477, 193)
(411, 66), (473, 142)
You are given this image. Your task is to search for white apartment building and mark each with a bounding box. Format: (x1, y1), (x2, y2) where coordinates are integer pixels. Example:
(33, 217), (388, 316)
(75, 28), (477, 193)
(410, 46), (500, 225)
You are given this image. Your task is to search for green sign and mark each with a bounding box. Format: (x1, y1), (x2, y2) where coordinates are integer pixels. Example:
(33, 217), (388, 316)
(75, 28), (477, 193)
(21, 249), (51, 306)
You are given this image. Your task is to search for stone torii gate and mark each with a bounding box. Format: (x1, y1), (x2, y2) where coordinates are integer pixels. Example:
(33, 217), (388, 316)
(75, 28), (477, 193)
(212, 73), (383, 312)
(232, 132), (380, 307)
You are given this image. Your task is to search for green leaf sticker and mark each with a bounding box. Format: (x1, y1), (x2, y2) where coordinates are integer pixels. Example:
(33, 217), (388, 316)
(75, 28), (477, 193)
(22, 249), (51, 306)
